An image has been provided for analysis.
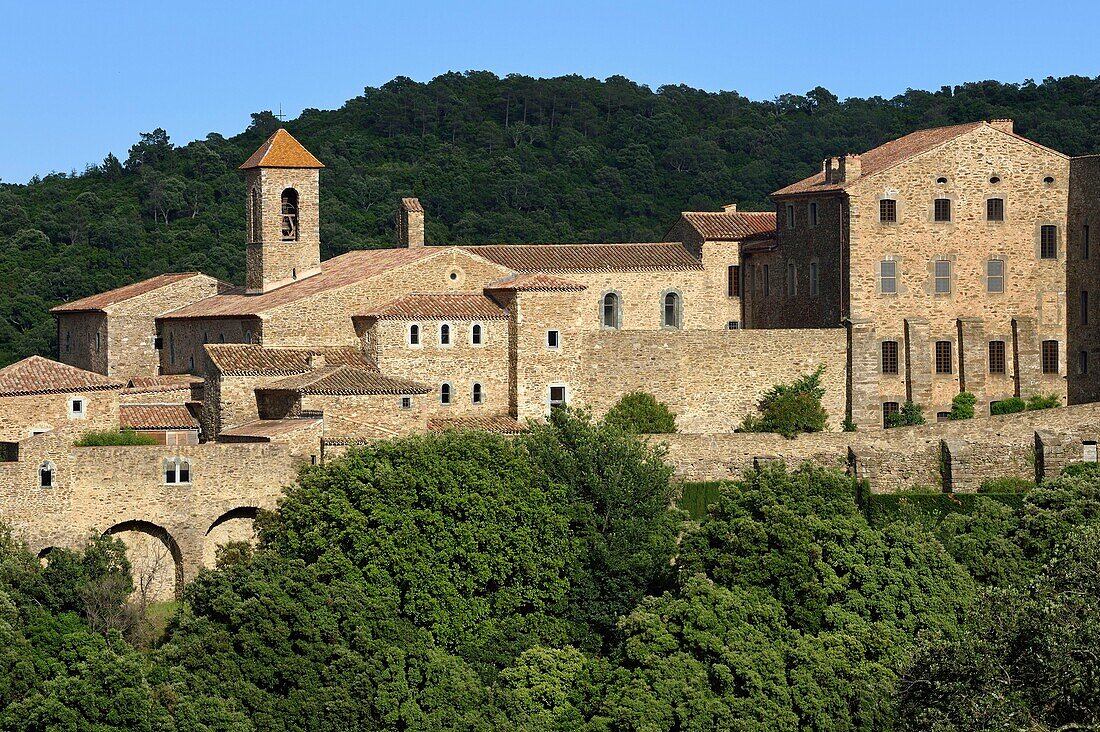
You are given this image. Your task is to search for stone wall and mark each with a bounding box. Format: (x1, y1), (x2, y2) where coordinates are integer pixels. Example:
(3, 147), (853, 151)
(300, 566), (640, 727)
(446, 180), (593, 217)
(245, 167), (321, 293)
(1068, 155), (1100, 404)
(159, 317), (261, 377)
(0, 390), (119, 443)
(57, 312), (108, 374)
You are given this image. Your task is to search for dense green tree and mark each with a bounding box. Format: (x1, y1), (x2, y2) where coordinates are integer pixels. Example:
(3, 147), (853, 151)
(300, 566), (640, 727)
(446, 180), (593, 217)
(601, 391), (678, 434)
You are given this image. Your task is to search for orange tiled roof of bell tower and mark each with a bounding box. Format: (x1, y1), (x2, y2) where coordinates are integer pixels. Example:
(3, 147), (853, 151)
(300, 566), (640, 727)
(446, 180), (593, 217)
(239, 129), (325, 170)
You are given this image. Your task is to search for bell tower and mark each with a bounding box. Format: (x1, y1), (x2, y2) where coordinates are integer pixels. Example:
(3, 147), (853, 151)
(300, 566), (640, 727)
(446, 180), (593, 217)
(240, 129), (325, 294)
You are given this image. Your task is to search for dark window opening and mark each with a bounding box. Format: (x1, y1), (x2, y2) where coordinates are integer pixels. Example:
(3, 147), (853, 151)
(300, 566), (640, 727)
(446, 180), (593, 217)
(1082, 291), (1090, 325)
(989, 341), (1007, 374)
(602, 293), (621, 329)
(547, 330), (560, 348)
(663, 292), (682, 329)
(880, 199), (897, 222)
(934, 198), (952, 222)
(39, 462), (53, 488)
(280, 188), (299, 241)
(440, 323), (451, 345)
(549, 385), (567, 411)
(727, 265), (740, 298)
(881, 340), (899, 374)
(409, 324), (420, 346)
(471, 323), (483, 344)
(440, 383), (452, 405)
(883, 402), (900, 427)
(472, 382), (484, 404)
(1041, 225), (1058, 259)
(987, 198), (1004, 221)
(1042, 340), (1059, 374)
(809, 202), (818, 226)
(935, 340), (953, 374)
(1080, 351), (1089, 376)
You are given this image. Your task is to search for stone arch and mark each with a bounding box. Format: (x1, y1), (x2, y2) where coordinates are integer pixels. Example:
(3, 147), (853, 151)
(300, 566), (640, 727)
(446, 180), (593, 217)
(203, 507), (260, 568)
(104, 520), (184, 602)
(36, 546), (57, 566)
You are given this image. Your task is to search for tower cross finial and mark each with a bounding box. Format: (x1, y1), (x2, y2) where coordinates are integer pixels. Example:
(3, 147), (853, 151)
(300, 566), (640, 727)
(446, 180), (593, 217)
(275, 104), (285, 122)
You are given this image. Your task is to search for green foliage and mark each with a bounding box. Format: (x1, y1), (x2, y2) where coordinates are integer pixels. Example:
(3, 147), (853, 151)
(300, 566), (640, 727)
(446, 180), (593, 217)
(601, 391), (677, 433)
(739, 366), (827, 438)
(978, 476), (1034, 493)
(842, 416), (857, 432)
(948, 391), (976, 420)
(990, 396), (1026, 415)
(1026, 392), (1062, 410)
(886, 400), (925, 428)
(678, 481), (722, 519)
(74, 430), (158, 446)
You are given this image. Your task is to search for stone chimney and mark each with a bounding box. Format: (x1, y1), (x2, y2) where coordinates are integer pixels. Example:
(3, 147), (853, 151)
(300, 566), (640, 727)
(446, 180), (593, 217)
(838, 154), (862, 183)
(989, 118), (1014, 134)
(721, 202), (738, 212)
(397, 197), (425, 248)
(822, 158), (833, 183)
(307, 353), (325, 369)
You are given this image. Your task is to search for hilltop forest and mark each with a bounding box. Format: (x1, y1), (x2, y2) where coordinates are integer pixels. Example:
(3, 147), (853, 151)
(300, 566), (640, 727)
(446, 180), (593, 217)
(4, 72), (1100, 366)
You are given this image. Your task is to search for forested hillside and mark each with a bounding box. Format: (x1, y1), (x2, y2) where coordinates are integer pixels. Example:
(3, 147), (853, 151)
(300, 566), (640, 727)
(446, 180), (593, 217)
(4, 72), (1100, 366)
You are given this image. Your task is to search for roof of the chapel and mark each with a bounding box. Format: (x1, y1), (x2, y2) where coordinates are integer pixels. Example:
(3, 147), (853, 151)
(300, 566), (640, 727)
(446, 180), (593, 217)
(239, 129), (325, 170)
(0, 356), (125, 397)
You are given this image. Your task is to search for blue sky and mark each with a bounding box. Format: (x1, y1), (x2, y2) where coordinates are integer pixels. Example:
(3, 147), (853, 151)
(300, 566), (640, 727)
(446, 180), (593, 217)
(2, 0), (1098, 183)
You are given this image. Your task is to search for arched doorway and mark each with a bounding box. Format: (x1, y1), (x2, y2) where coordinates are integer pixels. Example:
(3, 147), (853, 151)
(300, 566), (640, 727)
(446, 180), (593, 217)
(204, 507), (260, 568)
(104, 520), (184, 602)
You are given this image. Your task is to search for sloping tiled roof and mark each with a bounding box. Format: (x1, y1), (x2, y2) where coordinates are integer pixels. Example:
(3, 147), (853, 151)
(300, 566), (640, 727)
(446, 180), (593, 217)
(219, 418), (322, 440)
(205, 345), (369, 376)
(361, 294), (508, 320)
(773, 122), (988, 196)
(401, 197), (424, 212)
(119, 404), (198, 431)
(485, 273), (587, 292)
(0, 356), (125, 397)
(674, 211), (777, 241)
(239, 129), (325, 170)
(465, 243), (703, 273)
(50, 273), (206, 314)
(123, 374), (203, 395)
(428, 415), (526, 434)
(161, 247), (439, 319)
(259, 366), (430, 395)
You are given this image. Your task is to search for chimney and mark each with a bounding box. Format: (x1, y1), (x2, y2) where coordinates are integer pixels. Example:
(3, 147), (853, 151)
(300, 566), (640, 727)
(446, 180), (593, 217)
(989, 118), (1014, 134)
(307, 353), (325, 369)
(824, 157), (841, 184)
(397, 197), (425, 248)
(721, 202), (738, 213)
(838, 154), (861, 183)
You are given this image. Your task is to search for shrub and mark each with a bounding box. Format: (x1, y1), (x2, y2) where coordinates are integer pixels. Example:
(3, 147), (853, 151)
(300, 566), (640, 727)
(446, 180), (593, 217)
(1026, 393), (1061, 410)
(978, 477), (1035, 494)
(602, 391), (677, 433)
(991, 397), (1026, 415)
(738, 366), (828, 438)
(948, 391), (976, 420)
(842, 417), (857, 432)
(887, 401), (926, 428)
(74, 430), (158, 446)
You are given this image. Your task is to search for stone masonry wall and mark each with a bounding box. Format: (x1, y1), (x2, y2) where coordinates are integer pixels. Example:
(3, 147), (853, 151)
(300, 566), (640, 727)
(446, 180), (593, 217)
(245, 168), (321, 293)
(1068, 155), (1100, 404)
(57, 312), (108, 375)
(0, 390), (119, 443)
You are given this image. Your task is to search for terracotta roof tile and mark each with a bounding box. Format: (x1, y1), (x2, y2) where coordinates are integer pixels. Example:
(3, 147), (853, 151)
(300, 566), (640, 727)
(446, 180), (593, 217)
(239, 129), (325, 170)
(428, 415), (526, 434)
(773, 122), (987, 196)
(219, 418), (322, 440)
(360, 293), (508, 320)
(465, 243), (702, 273)
(0, 356), (124, 397)
(259, 366), (430, 395)
(119, 404), (198, 431)
(51, 273), (207, 314)
(123, 374), (203, 395)
(485, 273), (587, 292)
(401, 197), (424, 212)
(205, 345), (370, 376)
(675, 211), (776, 241)
(161, 247), (439, 319)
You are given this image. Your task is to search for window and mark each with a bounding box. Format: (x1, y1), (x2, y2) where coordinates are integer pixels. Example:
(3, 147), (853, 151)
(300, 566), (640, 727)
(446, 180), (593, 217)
(989, 341), (1007, 374)
(408, 323), (421, 347)
(987, 198), (1004, 221)
(38, 461), (54, 488)
(936, 412), (951, 423)
(934, 198), (952, 222)
(727, 265), (740, 297)
(163, 458), (191, 485)
(250, 188), (261, 243)
(1041, 225), (1058, 259)
(471, 323), (484, 345)
(786, 262), (797, 297)
(880, 260), (897, 294)
(280, 188), (299, 241)
(986, 259), (1004, 293)
(188, 355), (195, 371)
(809, 261), (819, 296)
(934, 260), (951, 294)
(880, 199), (897, 223)
(883, 402), (900, 427)
(727, 320), (740, 330)
(68, 398), (85, 418)
(1082, 291), (1090, 325)
(785, 204), (795, 228)
(440, 382), (452, 405)
(809, 202), (819, 226)
(400, 396), (413, 410)
(1044, 176), (1055, 185)
(1084, 440), (1098, 462)
(472, 382), (484, 404)
(65, 331), (71, 353)
(762, 266), (770, 297)
(990, 175), (1001, 184)
(601, 292), (621, 329)
(935, 340), (953, 374)
(549, 385), (567, 412)
(881, 340), (899, 374)
(1080, 351), (1089, 376)
(546, 330), (560, 349)
(1042, 340), (1059, 374)
(1085, 224), (1091, 259)
(662, 291), (682, 329)
(153, 336), (163, 350)
(936, 176), (948, 185)
(95, 332), (101, 353)
(439, 323), (451, 346)
(244, 330), (252, 345)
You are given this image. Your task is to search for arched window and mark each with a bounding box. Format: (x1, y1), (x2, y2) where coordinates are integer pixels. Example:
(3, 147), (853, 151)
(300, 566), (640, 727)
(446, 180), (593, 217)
(662, 291), (682, 329)
(601, 292), (621, 329)
(408, 323), (421, 346)
(280, 188), (299, 241)
(164, 458), (191, 485)
(471, 323), (483, 345)
(439, 323), (452, 346)
(38, 461), (54, 488)
(250, 188), (261, 242)
(440, 382), (452, 405)
(472, 382), (484, 404)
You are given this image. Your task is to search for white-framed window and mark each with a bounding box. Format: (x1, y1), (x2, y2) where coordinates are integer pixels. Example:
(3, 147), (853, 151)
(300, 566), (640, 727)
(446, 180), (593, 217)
(408, 323), (421, 347)
(38, 461), (55, 488)
(68, 397), (86, 419)
(880, 260), (897, 294)
(400, 395), (413, 410)
(472, 382), (484, 404)
(546, 330), (561, 349)
(470, 323), (484, 346)
(601, 292), (621, 329)
(987, 259), (1005, 293)
(439, 323), (452, 347)
(163, 458), (191, 485)
(934, 259), (952, 294)
(548, 384), (568, 413)
(29, 427), (50, 437)
(440, 382), (452, 405)
(661, 290), (682, 329)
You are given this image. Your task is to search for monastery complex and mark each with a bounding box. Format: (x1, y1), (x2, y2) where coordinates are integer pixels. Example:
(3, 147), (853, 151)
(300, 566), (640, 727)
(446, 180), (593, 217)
(4, 120), (1100, 593)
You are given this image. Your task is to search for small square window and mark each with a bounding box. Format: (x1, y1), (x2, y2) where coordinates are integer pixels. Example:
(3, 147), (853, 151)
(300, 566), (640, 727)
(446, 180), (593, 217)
(936, 412), (951, 423)
(879, 199), (897, 223)
(882, 401), (900, 427)
(727, 320), (740, 330)
(68, 398), (85, 418)
(1041, 225), (1058, 259)
(400, 396), (413, 410)
(934, 198), (951, 222)
(935, 340), (953, 374)
(549, 385), (567, 411)
(986, 198), (1004, 222)
(546, 330), (560, 349)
